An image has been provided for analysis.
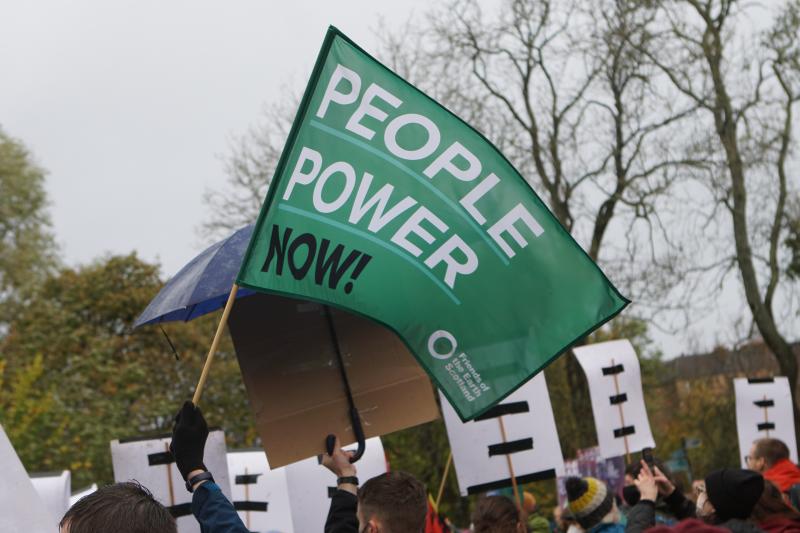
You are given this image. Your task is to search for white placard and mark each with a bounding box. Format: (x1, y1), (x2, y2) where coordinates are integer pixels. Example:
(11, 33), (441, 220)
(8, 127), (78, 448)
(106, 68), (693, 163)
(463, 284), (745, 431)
(30, 470), (71, 521)
(227, 450), (294, 533)
(0, 424), (57, 533)
(734, 377), (798, 467)
(69, 483), (98, 507)
(284, 437), (387, 533)
(111, 430), (231, 533)
(573, 339), (655, 459)
(440, 373), (565, 495)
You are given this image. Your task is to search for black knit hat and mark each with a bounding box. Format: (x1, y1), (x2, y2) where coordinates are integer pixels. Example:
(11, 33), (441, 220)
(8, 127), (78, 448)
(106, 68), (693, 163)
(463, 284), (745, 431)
(704, 468), (764, 521)
(565, 476), (614, 530)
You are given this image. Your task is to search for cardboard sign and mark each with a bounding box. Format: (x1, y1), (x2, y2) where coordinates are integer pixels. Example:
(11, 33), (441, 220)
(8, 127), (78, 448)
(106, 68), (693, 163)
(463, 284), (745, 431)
(0, 424), (57, 533)
(30, 470), (71, 522)
(110, 430), (231, 533)
(284, 437), (387, 533)
(734, 377), (798, 467)
(228, 292), (439, 468)
(227, 450), (294, 533)
(235, 26), (628, 422)
(573, 339), (655, 459)
(69, 483), (98, 506)
(440, 373), (565, 495)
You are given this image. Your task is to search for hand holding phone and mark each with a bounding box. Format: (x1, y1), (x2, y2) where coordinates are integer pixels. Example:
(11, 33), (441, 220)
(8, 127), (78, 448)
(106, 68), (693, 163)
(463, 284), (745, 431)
(642, 447), (655, 469)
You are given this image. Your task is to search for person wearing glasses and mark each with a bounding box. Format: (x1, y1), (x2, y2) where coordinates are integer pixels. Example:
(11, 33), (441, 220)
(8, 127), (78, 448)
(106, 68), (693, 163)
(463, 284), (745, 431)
(745, 438), (800, 495)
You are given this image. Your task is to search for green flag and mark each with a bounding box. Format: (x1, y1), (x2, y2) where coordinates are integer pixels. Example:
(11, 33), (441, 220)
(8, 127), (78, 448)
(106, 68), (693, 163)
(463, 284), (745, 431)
(237, 27), (628, 421)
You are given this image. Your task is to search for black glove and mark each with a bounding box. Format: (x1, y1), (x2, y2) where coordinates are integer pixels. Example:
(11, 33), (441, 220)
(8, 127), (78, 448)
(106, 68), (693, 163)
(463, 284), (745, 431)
(169, 401), (208, 481)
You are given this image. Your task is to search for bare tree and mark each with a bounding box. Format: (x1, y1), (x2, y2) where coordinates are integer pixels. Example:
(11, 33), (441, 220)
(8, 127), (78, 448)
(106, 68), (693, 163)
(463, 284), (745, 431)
(643, 0), (800, 440)
(199, 95), (297, 242)
(377, 0), (702, 451)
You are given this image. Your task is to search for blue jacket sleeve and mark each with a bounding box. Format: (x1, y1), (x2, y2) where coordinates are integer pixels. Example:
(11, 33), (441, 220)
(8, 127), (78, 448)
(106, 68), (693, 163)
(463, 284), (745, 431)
(191, 482), (250, 533)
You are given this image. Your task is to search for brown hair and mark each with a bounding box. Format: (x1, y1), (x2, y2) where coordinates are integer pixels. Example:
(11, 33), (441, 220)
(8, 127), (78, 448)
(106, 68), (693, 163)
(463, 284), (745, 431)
(358, 471), (427, 533)
(751, 480), (800, 523)
(753, 438), (791, 468)
(60, 481), (176, 533)
(472, 495), (523, 533)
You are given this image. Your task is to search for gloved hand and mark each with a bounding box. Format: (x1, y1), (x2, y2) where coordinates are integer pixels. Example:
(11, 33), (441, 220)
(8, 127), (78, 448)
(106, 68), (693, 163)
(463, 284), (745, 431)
(169, 401), (208, 480)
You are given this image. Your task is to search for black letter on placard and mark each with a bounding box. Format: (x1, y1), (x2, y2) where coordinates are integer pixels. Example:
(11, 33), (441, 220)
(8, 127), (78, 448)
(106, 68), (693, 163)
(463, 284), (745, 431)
(235, 474), (262, 485)
(614, 426), (636, 438)
(602, 364), (624, 375)
(609, 393), (628, 405)
(233, 473), (268, 517)
(288, 233), (317, 280)
(753, 399), (775, 408)
(757, 422), (776, 431)
(315, 239), (361, 290)
(602, 362), (636, 439)
(147, 451), (190, 517)
(747, 377), (774, 384)
(262, 225), (292, 275)
(488, 438), (534, 456)
(168, 503), (193, 518)
(475, 401), (530, 421)
(234, 501), (268, 512)
(344, 253), (372, 294)
(147, 451), (174, 466)
(473, 401), (533, 457)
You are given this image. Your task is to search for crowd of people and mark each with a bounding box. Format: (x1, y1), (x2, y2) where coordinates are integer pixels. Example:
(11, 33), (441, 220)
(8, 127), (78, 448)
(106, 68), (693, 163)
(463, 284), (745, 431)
(58, 401), (800, 533)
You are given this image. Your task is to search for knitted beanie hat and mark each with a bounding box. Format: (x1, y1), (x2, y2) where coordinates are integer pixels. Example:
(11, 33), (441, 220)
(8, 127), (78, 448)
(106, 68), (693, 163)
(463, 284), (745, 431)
(704, 468), (764, 521)
(565, 476), (614, 530)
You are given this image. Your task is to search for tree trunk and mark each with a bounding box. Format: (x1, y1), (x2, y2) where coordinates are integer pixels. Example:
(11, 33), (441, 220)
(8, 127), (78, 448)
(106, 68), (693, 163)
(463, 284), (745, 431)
(701, 20), (800, 447)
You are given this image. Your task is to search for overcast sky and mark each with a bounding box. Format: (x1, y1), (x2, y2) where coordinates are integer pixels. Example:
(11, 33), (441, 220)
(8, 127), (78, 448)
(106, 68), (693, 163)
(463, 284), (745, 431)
(0, 1), (430, 274)
(1, 2), (794, 359)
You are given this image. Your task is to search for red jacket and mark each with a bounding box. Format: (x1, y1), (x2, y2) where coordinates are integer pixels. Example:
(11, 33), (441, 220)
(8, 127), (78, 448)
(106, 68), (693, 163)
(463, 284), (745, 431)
(759, 517), (800, 533)
(765, 459), (800, 493)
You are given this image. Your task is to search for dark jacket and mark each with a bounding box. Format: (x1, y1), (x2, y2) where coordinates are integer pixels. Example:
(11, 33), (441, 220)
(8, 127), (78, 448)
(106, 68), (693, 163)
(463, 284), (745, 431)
(626, 490), (696, 533)
(191, 481), (250, 533)
(325, 489), (359, 533)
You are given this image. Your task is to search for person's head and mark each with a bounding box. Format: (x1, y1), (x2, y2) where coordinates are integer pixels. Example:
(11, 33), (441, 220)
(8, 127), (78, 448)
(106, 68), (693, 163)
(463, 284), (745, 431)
(59, 481), (176, 533)
(565, 476), (618, 530)
(522, 490), (537, 515)
(699, 468), (764, 523)
(356, 471), (427, 533)
(472, 495), (526, 533)
(750, 479), (800, 523)
(747, 438), (791, 472)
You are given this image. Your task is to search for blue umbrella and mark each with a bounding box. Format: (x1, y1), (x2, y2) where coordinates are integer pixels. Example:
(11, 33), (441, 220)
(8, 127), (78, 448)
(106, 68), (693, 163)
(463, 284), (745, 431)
(133, 224), (255, 328)
(135, 222), (367, 462)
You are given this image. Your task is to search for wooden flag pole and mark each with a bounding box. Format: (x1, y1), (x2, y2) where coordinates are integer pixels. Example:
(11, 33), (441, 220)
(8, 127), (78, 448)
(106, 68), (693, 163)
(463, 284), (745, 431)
(164, 442), (175, 507)
(192, 284), (239, 405)
(498, 416), (521, 508)
(435, 451), (453, 511)
(762, 395), (771, 438)
(610, 357), (631, 464)
(244, 466), (251, 530)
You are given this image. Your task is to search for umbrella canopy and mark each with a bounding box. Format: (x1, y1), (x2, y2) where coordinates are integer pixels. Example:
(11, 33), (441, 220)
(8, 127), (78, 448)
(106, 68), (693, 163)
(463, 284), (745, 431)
(133, 223), (439, 466)
(133, 224), (255, 328)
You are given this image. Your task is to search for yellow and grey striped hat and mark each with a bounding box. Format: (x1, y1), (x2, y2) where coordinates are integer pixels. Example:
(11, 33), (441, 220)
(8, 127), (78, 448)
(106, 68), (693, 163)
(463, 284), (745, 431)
(565, 476), (613, 530)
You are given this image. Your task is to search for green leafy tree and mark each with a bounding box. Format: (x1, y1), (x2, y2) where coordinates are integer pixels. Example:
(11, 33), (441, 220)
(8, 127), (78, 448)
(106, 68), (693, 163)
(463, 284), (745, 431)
(0, 127), (56, 324)
(657, 379), (739, 478)
(0, 254), (254, 488)
(0, 354), (68, 471)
